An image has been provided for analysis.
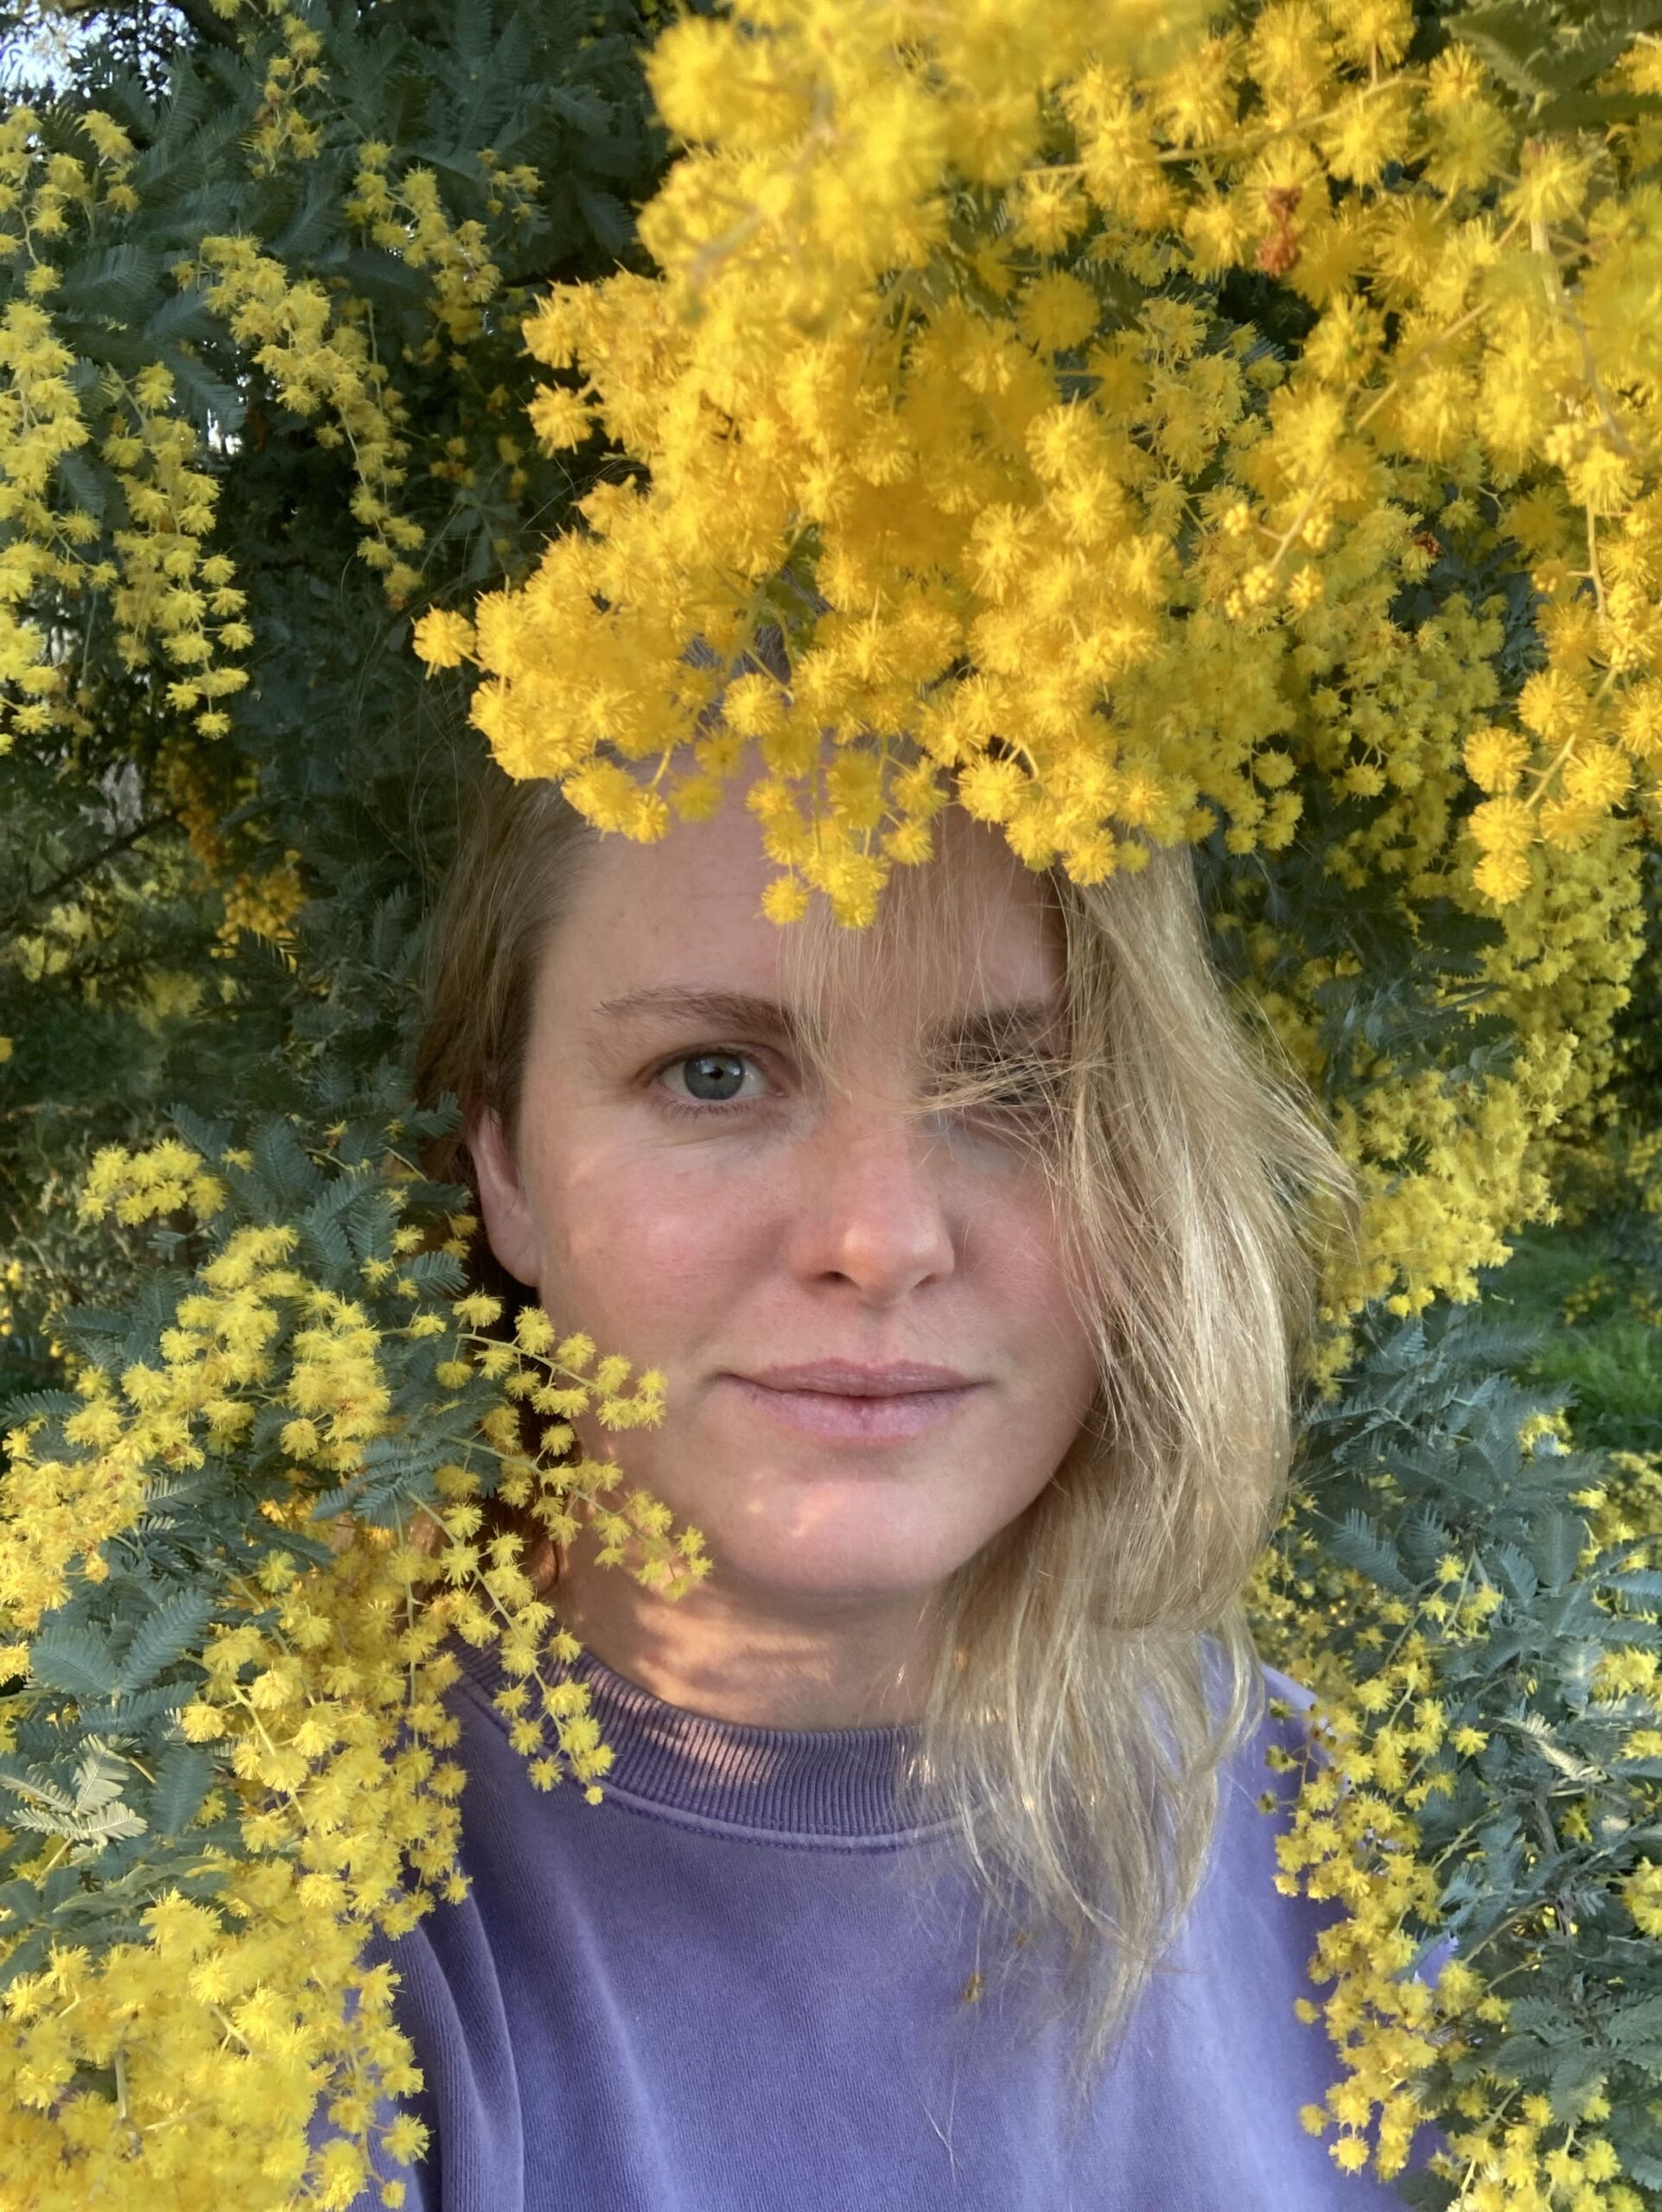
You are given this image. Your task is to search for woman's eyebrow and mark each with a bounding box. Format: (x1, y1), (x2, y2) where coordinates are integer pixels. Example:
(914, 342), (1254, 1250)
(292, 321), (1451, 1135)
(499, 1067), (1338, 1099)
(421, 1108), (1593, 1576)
(936, 1001), (1065, 1052)
(589, 986), (1061, 1047)
(590, 987), (805, 1041)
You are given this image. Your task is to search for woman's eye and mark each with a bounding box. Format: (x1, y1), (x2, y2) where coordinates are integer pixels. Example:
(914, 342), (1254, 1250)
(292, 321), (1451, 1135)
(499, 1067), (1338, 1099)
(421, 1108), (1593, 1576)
(656, 1050), (770, 1109)
(927, 1058), (1060, 1122)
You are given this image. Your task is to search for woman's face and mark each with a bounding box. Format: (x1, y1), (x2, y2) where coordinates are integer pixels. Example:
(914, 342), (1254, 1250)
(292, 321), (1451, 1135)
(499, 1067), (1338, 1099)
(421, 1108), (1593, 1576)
(471, 786), (1101, 1612)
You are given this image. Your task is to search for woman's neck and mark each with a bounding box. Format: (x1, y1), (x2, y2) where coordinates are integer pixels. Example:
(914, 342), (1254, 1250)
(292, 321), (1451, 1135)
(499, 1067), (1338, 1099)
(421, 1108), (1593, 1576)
(546, 1538), (945, 1728)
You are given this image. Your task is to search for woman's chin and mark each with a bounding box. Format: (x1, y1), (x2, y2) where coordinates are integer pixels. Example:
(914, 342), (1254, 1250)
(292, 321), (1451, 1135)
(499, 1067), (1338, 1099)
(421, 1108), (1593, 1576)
(689, 1485), (989, 1607)
(610, 1425), (1048, 1609)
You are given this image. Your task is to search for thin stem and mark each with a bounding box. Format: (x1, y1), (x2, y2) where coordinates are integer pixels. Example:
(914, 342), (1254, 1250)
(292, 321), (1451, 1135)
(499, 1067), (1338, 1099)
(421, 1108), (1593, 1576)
(0, 812), (177, 931)
(210, 2004), (252, 2052)
(1585, 504), (1607, 624)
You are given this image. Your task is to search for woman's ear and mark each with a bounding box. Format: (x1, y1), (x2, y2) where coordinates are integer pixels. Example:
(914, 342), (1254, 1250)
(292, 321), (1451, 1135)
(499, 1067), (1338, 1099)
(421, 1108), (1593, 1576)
(469, 1109), (541, 1288)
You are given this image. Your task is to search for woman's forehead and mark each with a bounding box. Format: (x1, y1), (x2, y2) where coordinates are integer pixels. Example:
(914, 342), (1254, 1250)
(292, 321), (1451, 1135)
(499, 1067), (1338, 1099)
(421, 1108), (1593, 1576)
(542, 780), (1063, 1026)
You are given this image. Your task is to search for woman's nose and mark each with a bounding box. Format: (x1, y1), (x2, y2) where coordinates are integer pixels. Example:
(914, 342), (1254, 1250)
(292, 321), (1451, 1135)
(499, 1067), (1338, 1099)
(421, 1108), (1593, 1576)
(782, 1100), (957, 1305)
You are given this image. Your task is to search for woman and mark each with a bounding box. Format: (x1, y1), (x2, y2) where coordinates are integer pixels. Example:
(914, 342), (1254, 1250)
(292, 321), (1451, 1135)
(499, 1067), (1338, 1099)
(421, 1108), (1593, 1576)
(349, 743), (1430, 2208)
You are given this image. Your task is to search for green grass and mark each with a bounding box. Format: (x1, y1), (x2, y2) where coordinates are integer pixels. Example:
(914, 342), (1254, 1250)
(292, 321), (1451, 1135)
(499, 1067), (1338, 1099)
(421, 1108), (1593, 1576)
(1481, 1222), (1662, 1454)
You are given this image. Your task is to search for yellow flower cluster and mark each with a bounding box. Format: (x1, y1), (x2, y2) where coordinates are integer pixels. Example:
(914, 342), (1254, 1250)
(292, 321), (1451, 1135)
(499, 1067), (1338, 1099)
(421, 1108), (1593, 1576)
(80, 1136), (229, 1230)
(226, 0), (329, 174)
(0, 1142), (705, 2204)
(0, 36), (546, 774)
(1249, 1432), (1662, 2208)
(0, 1850), (423, 2212)
(0, 283), (90, 744)
(104, 362), (252, 734)
(194, 234), (425, 604)
(0, 105), (249, 744)
(1241, 817), (1645, 1315)
(433, 0), (1662, 922)
(349, 144), (518, 354)
(160, 743), (307, 948)
(0, 106), (249, 745)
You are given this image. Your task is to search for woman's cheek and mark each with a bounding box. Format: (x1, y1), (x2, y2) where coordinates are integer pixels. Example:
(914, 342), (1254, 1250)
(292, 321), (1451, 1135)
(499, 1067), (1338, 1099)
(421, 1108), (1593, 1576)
(548, 1147), (773, 1341)
(991, 1194), (1095, 1400)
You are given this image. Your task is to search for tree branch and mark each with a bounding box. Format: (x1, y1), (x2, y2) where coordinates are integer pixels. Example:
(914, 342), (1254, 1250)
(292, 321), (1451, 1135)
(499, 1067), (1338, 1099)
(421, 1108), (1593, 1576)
(3, 810), (177, 934)
(170, 0), (241, 51)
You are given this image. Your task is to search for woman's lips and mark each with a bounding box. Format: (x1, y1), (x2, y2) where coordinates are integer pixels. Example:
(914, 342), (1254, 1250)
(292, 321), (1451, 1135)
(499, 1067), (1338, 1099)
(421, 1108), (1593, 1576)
(719, 1363), (983, 1444)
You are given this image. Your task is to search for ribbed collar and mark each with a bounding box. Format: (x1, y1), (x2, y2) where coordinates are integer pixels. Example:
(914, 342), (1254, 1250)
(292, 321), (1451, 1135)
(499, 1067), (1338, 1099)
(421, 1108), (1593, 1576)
(453, 1636), (952, 1845)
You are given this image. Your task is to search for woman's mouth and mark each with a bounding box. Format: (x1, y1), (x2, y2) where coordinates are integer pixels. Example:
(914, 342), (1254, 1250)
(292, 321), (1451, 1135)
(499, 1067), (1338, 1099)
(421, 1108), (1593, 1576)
(719, 1361), (983, 1444)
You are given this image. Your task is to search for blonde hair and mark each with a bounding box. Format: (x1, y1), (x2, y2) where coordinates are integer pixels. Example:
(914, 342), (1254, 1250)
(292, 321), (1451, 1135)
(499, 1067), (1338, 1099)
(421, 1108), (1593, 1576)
(418, 760), (1352, 2081)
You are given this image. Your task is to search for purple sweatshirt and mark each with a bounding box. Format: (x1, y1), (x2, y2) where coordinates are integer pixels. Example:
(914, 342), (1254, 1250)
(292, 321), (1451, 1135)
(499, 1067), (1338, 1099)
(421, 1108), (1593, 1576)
(340, 1639), (1431, 2209)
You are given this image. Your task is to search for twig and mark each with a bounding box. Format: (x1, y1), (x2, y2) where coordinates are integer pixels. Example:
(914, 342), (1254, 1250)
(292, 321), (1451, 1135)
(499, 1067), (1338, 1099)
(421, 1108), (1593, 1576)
(1, 811), (177, 933)
(171, 0), (241, 51)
